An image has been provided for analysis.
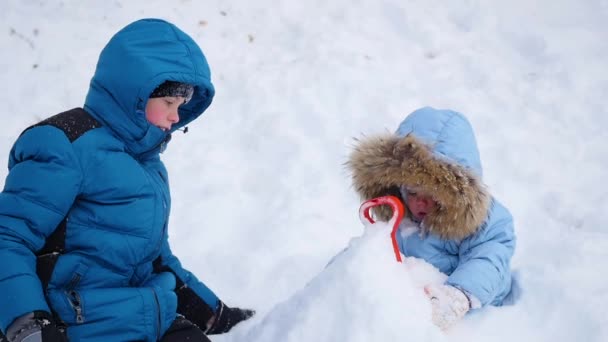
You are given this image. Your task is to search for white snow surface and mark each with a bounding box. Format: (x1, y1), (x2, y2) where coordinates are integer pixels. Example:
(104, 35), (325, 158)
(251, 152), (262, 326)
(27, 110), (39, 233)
(1, 1), (607, 341)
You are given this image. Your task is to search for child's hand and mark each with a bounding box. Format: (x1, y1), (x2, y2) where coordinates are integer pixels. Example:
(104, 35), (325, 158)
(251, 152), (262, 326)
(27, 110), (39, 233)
(424, 284), (470, 331)
(206, 302), (256, 335)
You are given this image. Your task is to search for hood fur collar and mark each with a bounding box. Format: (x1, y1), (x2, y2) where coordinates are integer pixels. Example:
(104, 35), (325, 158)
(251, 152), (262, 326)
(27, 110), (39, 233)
(348, 133), (490, 240)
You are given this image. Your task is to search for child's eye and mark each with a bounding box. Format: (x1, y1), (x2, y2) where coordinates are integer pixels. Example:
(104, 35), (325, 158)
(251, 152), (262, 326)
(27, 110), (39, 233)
(165, 100), (174, 105)
(407, 191), (418, 197)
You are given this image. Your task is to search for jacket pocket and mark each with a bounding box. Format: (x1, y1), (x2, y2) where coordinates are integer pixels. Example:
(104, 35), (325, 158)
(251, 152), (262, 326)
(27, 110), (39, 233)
(48, 287), (161, 341)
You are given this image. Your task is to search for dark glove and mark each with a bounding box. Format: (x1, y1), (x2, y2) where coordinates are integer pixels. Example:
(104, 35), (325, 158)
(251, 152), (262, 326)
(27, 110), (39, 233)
(5, 311), (67, 342)
(206, 301), (255, 335)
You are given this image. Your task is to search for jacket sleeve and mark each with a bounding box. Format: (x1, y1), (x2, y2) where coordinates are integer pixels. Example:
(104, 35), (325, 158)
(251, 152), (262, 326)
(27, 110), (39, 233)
(0, 126), (82, 332)
(156, 237), (221, 331)
(446, 201), (516, 306)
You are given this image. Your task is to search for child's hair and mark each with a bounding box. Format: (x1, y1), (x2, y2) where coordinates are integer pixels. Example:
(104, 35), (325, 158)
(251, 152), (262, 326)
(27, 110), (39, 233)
(150, 81), (195, 103)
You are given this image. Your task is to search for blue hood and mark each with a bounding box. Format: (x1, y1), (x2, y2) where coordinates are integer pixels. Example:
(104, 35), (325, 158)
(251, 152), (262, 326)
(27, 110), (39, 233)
(396, 107), (483, 178)
(348, 107), (491, 240)
(84, 18), (215, 155)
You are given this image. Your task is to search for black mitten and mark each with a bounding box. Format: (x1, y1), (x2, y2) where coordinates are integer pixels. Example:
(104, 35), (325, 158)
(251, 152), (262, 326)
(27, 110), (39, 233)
(206, 301), (255, 335)
(5, 311), (67, 342)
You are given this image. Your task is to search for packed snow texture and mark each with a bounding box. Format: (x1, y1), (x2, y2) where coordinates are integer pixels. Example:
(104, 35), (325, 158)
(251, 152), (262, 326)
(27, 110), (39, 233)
(239, 221), (446, 342)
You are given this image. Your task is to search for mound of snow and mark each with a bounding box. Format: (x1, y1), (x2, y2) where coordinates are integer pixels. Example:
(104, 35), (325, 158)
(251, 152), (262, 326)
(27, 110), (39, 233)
(236, 221), (447, 342)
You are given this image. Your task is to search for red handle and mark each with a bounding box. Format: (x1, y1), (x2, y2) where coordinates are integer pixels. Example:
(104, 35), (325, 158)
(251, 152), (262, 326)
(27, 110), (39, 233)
(358, 195), (405, 263)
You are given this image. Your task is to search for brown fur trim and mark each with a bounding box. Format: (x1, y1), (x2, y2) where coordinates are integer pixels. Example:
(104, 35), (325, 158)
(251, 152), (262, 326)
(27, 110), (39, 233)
(347, 134), (490, 240)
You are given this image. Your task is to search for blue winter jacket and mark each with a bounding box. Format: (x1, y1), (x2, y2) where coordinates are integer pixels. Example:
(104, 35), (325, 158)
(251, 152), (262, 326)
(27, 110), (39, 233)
(0, 19), (220, 341)
(348, 107), (515, 306)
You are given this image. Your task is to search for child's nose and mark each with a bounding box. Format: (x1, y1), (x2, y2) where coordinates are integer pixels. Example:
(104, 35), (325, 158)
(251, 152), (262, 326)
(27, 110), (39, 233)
(416, 197), (431, 208)
(169, 111), (180, 123)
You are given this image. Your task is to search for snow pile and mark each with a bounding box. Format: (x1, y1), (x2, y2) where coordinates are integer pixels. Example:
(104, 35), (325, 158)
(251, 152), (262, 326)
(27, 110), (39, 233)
(233, 222), (446, 342)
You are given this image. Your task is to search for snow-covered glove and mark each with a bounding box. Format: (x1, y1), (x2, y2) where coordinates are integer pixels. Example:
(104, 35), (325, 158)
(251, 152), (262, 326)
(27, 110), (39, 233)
(205, 301), (255, 335)
(5, 311), (67, 342)
(145, 272), (178, 337)
(424, 284), (470, 331)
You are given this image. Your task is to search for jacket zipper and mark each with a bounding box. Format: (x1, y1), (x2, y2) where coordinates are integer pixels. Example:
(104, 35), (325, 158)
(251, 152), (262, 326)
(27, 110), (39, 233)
(149, 168), (169, 256)
(152, 288), (161, 340)
(66, 274), (84, 323)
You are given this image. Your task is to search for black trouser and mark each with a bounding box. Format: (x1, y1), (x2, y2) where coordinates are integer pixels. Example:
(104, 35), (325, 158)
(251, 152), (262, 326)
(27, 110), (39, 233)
(160, 316), (211, 342)
(0, 318), (209, 342)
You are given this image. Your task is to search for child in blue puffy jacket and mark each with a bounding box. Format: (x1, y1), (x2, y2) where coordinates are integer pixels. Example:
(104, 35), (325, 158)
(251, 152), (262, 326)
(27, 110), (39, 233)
(348, 107), (516, 330)
(0, 19), (253, 342)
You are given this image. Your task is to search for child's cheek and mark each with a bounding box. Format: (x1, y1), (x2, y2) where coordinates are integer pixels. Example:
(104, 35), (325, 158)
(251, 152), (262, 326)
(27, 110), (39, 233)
(145, 108), (163, 125)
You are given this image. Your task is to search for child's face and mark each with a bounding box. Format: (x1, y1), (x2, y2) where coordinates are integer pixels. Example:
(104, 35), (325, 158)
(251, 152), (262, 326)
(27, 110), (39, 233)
(403, 189), (437, 222)
(145, 96), (186, 131)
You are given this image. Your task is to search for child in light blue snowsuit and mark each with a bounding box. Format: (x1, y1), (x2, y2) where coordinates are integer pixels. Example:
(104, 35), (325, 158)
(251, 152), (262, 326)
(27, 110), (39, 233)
(348, 107), (516, 330)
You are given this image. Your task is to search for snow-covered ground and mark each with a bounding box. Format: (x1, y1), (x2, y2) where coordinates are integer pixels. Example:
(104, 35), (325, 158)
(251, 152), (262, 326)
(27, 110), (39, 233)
(1, 1), (607, 341)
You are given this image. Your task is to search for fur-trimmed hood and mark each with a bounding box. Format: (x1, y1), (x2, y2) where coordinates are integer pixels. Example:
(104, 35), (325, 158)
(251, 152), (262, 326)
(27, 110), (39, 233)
(347, 107), (491, 240)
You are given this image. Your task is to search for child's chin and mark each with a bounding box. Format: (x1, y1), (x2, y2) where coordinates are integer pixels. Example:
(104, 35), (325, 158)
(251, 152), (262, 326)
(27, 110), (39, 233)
(414, 213), (427, 220)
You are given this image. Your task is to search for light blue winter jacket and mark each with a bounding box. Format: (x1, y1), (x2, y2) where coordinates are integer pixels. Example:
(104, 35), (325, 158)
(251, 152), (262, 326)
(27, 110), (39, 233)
(349, 107), (515, 306)
(0, 19), (220, 341)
